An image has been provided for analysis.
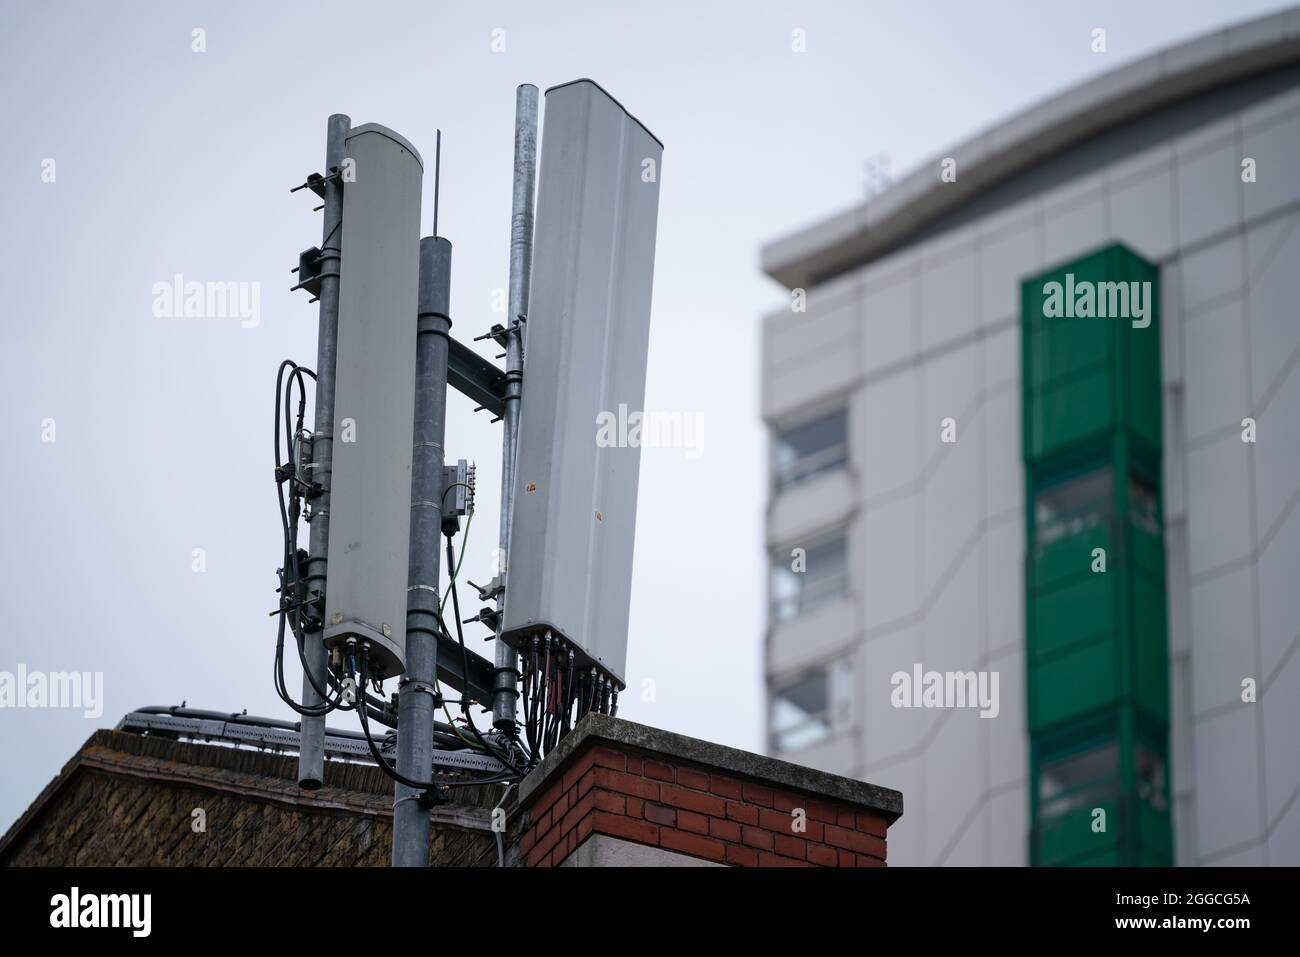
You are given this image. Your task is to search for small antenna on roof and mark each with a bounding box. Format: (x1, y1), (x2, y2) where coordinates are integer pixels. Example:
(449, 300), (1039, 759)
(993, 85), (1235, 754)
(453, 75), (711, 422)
(863, 151), (892, 200)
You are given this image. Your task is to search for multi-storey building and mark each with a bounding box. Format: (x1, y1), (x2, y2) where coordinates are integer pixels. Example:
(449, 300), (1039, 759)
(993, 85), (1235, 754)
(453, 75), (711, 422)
(759, 8), (1300, 865)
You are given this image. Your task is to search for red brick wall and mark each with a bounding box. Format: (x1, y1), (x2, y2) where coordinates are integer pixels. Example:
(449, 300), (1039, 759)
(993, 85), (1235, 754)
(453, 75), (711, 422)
(519, 744), (889, 867)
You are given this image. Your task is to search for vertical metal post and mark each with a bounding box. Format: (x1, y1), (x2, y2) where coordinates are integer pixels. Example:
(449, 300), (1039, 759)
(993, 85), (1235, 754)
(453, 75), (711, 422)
(492, 84), (539, 731)
(393, 236), (453, 867)
(299, 112), (350, 790)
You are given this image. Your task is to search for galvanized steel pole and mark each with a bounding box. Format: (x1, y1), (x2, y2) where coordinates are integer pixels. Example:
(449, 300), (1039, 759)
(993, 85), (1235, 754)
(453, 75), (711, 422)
(393, 236), (453, 866)
(298, 112), (350, 790)
(492, 84), (538, 731)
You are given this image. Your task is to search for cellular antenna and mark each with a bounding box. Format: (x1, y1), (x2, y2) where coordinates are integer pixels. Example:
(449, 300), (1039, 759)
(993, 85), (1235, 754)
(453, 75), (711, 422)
(277, 81), (662, 866)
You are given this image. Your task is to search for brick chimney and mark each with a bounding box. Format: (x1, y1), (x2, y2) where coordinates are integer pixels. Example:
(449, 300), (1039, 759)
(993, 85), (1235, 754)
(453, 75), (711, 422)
(509, 715), (903, 867)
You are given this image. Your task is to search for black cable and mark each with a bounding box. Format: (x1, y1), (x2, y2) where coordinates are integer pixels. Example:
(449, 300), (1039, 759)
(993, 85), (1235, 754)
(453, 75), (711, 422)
(273, 520), (337, 715)
(442, 533), (528, 778)
(278, 361), (344, 717)
(538, 636), (552, 753)
(356, 645), (444, 795)
(526, 639), (541, 756)
(272, 359), (343, 718)
(268, 363), (521, 780)
(521, 650), (534, 756)
(356, 644), (520, 792)
(550, 652), (562, 750)
(511, 655), (535, 768)
(561, 650), (575, 737)
(529, 644), (541, 755)
(434, 500), (530, 775)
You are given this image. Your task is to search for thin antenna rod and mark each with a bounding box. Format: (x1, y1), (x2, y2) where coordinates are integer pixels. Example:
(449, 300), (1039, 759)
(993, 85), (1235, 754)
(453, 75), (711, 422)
(433, 129), (442, 238)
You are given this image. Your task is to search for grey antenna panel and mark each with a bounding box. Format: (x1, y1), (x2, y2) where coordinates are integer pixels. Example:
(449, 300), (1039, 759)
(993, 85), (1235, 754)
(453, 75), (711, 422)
(501, 80), (663, 686)
(323, 124), (424, 680)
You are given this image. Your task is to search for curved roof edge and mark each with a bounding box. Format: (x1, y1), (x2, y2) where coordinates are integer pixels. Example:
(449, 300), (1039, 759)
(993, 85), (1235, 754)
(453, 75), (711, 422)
(761, 6), (1300, 289)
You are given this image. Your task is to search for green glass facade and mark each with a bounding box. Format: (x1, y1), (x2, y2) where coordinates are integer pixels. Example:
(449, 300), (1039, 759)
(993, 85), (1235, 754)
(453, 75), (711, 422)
(1021, 245), (1173, 866)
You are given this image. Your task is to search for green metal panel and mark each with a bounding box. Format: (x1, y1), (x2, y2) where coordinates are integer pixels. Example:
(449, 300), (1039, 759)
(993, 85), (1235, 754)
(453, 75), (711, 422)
(1028, 371), (1115, 460)
(1035, 798), (1121, 866)
(1121, 252), (1163, 449)
(1023, 246), (1116, 388)
(1033, 574), (1114, 655)
(1022, 245), (1163, 465)
(1035, 796), (1173, 867)
(1034, 521), (1113, 588)
(1021, 244), (1172, 866)
(1030, 638), (1122, 730)
(1130, 569), (1171, 721)
(1137, 800), (1174, 862)
(1129, 523), (1165, 577)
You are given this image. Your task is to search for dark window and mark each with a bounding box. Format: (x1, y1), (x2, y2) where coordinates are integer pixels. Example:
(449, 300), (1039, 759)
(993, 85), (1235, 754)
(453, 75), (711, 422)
(1035, 467), (1112, 545)
(1135, 744), (1169, 812)
(771, 535), (848, 622)
(773, 409), (848, 491)
(1038, 741), (1120, 820)
(1128, 474), (1160, 535)
(770, 670), (831, 752)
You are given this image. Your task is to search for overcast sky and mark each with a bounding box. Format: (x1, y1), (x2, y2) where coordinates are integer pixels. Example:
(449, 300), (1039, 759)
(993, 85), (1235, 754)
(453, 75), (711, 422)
(0, 0), (1286, 831)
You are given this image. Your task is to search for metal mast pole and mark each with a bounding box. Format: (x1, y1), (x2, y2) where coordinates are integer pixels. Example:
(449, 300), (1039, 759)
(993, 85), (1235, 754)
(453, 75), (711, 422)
(393, 236), (453, 866)
(299, 112), (350, 790)
(492, 84), (539, 731)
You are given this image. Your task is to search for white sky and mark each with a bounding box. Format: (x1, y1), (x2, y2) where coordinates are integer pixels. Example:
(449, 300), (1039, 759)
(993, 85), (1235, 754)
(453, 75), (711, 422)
(0, 0), (1287, 831)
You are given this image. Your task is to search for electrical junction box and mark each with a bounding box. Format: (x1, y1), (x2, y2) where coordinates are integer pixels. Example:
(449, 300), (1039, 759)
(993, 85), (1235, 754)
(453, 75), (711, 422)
(501, 80), (663, 687)
(323, 123), (424, 680)
(441, 459), (474, 536)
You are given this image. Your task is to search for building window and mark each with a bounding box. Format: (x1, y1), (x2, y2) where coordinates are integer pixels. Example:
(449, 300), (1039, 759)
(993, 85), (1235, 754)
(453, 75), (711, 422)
(1034, 467), (1112, 546)
(1128, 474), (1160, 535)
(1135, 744), (1169, 812)
(1038, 740), (1120, 820)
(771, 534), (848, 622)
(770, 670), (832, 753)
(773, 408), (848, 491)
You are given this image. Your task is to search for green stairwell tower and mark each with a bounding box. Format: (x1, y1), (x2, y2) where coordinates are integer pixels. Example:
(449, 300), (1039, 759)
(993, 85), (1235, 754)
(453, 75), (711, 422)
(1021, 244), (1174, 866)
